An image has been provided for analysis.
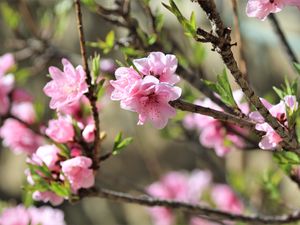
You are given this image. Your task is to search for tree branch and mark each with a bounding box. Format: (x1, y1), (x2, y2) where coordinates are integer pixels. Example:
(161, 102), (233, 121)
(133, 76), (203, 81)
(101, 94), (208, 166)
(74, 0), (101, 169)
(79, 187), (300, 224)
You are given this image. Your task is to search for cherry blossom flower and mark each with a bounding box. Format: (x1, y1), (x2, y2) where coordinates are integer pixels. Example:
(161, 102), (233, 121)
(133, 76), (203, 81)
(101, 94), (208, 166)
(0, 53), (15, 76)
(82, 123), (95, 142)
(32, 190), (64, 206)
(0, 74), (14, 115)
(249, 96), (298, 149)
(11, 101), (36, 124)
(0, 205), (29, 225)
(61, 156), (95, 192)
(211, 185), (244, 214)
(45, 116), (75, 143)
(31, 144), (60, 171)
(0, 119), (42, 155)
(133, 52), (180, 85)
(183, 90), (247, 156)
(43, 58), (88, 110)
(246, 0), (300, 20)
(100, 58), (116, 73)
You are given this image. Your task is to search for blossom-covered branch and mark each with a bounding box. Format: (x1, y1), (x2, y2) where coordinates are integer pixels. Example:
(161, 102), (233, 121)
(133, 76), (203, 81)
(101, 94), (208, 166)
(80, 187), (300, 224)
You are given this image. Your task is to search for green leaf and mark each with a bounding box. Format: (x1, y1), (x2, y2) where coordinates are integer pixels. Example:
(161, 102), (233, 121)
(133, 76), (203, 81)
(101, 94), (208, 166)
(92, 54), (101, 82)
(294, 63), (300, 76)
(147, 34), (157, 45)
(273, 151), (300, 173)
(189, 11), (196, 31)
(49, 181), (70, 197)
(112, 132), (133, 155)
(105, 30), (115, 49)
(81, 0), (96, 7)
(0, 3), (20, 29)
(154, 13), (164, 32)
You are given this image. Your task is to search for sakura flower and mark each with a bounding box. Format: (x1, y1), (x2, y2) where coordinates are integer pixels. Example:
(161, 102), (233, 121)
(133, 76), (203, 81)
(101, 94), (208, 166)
(211, 185), (243, 214)
(61, 156), (94, 192)
(43, 58), (88, 110)
(100, 58), (116, 73)
(0, 119), (42, 155)
(122, 76), (181, 129)
(246, 0), (300, 20)
(0, 53), (15, 76)
(0, 205), (29, 225)
(32, 190), (64, 206)
(284, 95), (298, 112)
(0, 74), (14, 115)
(82, 123), (95, 143)
(31, 144), (60, 171)
(11, 101), (36, 124)
(133, 52), (180, 85)
(45, 116), (75, 143)
(28, 206), (66, 225)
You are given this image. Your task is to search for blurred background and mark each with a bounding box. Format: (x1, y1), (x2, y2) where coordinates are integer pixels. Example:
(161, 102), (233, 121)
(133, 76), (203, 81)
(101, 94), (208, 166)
(1, 0), (300, 224)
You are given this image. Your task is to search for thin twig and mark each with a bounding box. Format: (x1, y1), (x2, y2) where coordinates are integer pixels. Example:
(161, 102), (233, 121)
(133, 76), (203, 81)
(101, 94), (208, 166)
(74, 0), (101, 168)
(269, 14), (299, 65)
(80, 187), (300, 224)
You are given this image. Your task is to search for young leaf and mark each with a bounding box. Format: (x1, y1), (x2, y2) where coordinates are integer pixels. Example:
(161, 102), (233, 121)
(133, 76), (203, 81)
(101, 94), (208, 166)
(0, 3), (20, 29)
(273, 151), (300, 173)
(112, 132), (133, 155)
(294, 63), (300, 76)
(91, 54), (101, 82)
(49, 181), (70, 197)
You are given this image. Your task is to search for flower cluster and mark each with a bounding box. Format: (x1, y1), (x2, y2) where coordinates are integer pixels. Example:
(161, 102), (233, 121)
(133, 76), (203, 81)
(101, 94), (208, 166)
(246, 0), (300, 20)
(183, 90), (248, 156)
(0, 205), (66, 225)
(110, 52), (182, 129)
(249, 95), (298, 149)
(146, 170), (243, 225)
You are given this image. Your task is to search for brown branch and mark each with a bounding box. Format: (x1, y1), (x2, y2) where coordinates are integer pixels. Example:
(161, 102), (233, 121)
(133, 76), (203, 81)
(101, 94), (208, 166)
(79, 187), (300, 224)
(269, 14), (299, 65)
(193, 0), (298, 150)
(74, 0), (101, 169)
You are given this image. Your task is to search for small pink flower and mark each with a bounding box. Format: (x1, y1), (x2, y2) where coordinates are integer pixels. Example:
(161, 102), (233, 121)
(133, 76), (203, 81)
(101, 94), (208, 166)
(0, 53), (15, 76)
(61, 156), (95, 192)
(211, 185), (243, 214)
(0, 119), (42, 155)
(28, 206), (66, 225)
(123, 76), (181, 129)
(0, 74), (14, 115)
(32, 190), (64, 206)
(0, 205), (30, 225)
(11, 101), (36, 124)
(82, 123), (95, 143)
(12, 88), (33, 102)
(45, 116), (75, 143)
(133, 52), (180, 85)
(43, 58), (88, 110)
(246, 0), (300, 21)
(100, 58), (116, 73)
(284, 95), (298, 112)
(31, 144), (60, 171)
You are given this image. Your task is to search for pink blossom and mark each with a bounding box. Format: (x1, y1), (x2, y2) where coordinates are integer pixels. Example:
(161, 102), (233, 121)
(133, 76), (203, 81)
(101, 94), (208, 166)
(43, 58), (88, 110)
(133, 52), (180, 85)
(32, 190), (64, 206)
(0, 74), (14, 115)
(61, 156), (94, 192)
(0, 205), (29, 225)
(284, 95), (298, 112)
(11, 101), (36, 124)
(28, 206), (66, 225)
(211, 185), (243, 214)
(246, 0), (300, 20)
(82, 123), (95, 142)
(121, 76), (181, 129)
(0, 53), (15, 76)
(100, 58), (116, 73)
(0, 119), (42, 155)
(12, 89), (33, 102)
(45, 116), (75, 143)
(31, 144), (60, 171)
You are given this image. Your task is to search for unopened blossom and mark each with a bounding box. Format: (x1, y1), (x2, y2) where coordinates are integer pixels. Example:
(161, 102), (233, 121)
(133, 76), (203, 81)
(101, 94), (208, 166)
(122, 76), (181, 129)
(183, 90), (247, 156)
(211, 185), (243, 214)
(249, 96), (298, 149)
(246, 0), (300, 20)
(0, 74), (14, 115)
(11, 101), (36, 124)
(100, 58), (116, 73)
(61, 156), (94, 192)
(45, 116), (75, 143)
(43, 58), (88, 110)
(32, 190), (64, 206)
(31, 144), (60, 171)
(133, 52), (180, 85)
(82, 123), (95, 142)
(0, 53), (15, 76)
(0, 205), (66, 225)
(0, 119), (42, 155)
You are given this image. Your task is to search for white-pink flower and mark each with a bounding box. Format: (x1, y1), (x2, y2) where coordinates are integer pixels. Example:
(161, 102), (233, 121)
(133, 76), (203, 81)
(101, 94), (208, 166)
(28, 206), (66, 225)
(11, 101), (36, 124)
(0, 53), (15, 76)
(82, 123), (95, 143)
(31, 144), (60, 171)
(61, 156), (95, 192)
(0, 74), (14, 115)
(0, 119), (42, 155)
(133, 52), (180, 85)
(32, 190), (64, 206)
(43, 58), (88, 110)
(211, 185), (244, 214)
(246, 0), (300, 20)
(45, 116), (75, 143)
